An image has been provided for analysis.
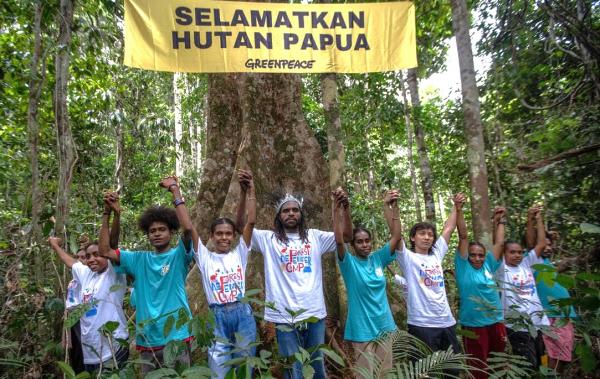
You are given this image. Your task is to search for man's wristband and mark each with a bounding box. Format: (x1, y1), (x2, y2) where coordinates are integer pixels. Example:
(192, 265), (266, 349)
(173, 198), (185, 207)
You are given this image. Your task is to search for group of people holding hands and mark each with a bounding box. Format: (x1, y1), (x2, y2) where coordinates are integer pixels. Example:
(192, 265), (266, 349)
(49, 170), (576, 378)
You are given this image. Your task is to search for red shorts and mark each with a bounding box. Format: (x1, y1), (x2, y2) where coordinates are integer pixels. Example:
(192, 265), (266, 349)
(542, 318), (575, 362)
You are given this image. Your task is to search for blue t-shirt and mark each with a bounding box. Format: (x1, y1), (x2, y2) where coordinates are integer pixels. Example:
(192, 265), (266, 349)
(117, 238), (194, 347)
(455, 251), (503, 327)
(338, 243), (397, 342)
(534, 258), (577, 319)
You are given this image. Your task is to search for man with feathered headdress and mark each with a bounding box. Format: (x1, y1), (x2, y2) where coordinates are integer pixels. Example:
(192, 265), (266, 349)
(250, 189), (352, 379)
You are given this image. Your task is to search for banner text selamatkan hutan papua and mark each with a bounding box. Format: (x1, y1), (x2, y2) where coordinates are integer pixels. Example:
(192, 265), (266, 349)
(172, 7), (370, 51)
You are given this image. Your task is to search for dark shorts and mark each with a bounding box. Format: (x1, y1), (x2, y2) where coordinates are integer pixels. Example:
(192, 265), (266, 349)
(408, 324), (462, 379)
(507, 328), (545, 369)
(408, 324), (462, 353)
(69, 321), (85, 374)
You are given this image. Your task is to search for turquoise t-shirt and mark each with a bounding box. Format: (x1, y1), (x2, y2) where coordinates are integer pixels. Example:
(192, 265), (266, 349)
(534, 258), (577, 318)
(117, 238), (194, 348)
(338, 242), (397, 342)
(455, 251), (503, 327)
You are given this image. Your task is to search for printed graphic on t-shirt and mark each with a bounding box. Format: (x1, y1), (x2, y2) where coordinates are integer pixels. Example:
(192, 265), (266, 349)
(67, 280), (78, 304)
(419, 262), (444, 288)
(160, 264), (170, 276)
(209, 265), (245, 303)
(510, 271), (536, 296)
(279, 244), (313, 273)
(82, 287), (98, 317)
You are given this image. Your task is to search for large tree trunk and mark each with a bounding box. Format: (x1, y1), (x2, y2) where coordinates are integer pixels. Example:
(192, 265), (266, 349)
(188, 72), (340, 363)
(399, 71), (423, 222)
(187, 73), (244, 314)
(407, 68), (436, 222)
(54, 0), (78, 239)
(450, 0), (492, 246)
(320, 72), (351, 363)
(27, 0), (46, 284)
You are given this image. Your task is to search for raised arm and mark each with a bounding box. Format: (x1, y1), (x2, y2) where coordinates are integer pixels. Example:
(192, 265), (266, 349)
(492, 207), (506, 261)
(104, 192), (121, 250)
(383, 190), (402, 252)
(442, 193), (465, 243)
(525, 206), (537, 250)
(332, 193), (346, 261)
(99, 205), (120, 264)
(531, 206), (546, 257)
(160, 176), (199, 253)
(238, 170), (256, 246)
(48, 237), (76, 268)
(333, 187), (353, 242)
(455, 194), (468, 258)
(235, 169), (247, 234)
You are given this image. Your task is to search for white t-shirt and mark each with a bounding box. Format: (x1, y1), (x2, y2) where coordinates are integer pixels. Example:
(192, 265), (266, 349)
(71, 262), (128, 364)
(66, 264), (83, 310)
(395, 237), (456, 327)
(251, 228), (336, 323)
(194, 238), (250, 305)
(497, 251), (550, 331)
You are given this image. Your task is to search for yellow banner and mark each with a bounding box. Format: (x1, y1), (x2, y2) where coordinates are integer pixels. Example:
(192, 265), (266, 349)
(124, 0), (416, 73)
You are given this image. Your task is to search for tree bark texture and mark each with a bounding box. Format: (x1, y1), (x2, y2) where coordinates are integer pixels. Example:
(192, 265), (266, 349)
(320, 72), (349, 347)
(399, 71), (423, 223)
(54, 0), (78, 237)
(450, 0), (492, 246)
(407, 68), (436, 222)
(321, 73), (345, 189)
(28, 0), (45, 283)
(188, 72), (340, 340)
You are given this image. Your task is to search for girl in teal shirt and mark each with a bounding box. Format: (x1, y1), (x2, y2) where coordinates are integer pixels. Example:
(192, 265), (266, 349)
(332, 190), (402, 379)
(455, 199), (507, 379)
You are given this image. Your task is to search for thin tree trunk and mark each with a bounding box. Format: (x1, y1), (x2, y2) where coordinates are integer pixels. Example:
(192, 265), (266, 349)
(320, 71), (349, 356)
(54, 0), (78, 237)
(575, 0), (600, 97)
(198, 94), (207, 174)
(174, 72), (184, 177)
(450, 0), (492, 246)
(407, 68), (436, 222)
(28, 0), (46, 284)
(321, 73), (345, 189)
(399, 71), (423, 222)
(115, 100), (124, 193)
(185, 76), (198, 177)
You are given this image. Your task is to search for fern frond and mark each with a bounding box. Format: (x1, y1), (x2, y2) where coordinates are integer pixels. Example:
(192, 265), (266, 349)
(390, 347), (473, 379)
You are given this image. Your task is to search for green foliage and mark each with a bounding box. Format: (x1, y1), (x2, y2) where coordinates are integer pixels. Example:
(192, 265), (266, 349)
(487, 351), (533, 379)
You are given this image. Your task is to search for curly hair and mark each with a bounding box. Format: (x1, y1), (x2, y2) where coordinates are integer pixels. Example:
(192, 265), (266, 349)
(78, 234), (91, 251)
(138, 205), (180, 234)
